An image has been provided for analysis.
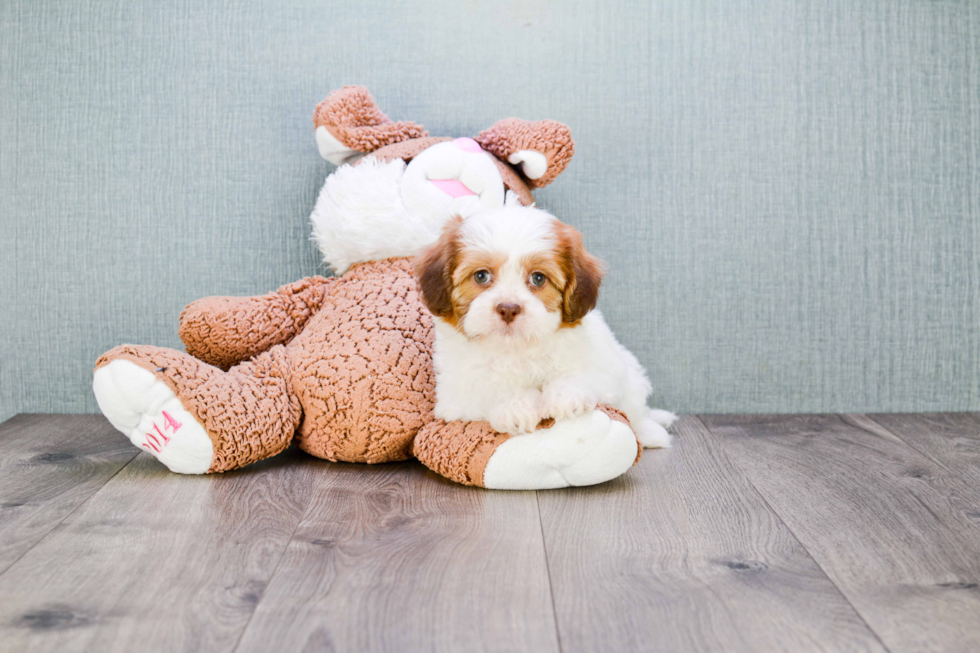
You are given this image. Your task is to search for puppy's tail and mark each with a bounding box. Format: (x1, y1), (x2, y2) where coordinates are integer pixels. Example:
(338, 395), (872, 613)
(649, 408), (678, 429)
(637, 408), (677, 449)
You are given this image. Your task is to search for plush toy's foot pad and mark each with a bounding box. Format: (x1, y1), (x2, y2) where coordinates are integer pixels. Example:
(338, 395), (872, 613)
(95, 344), (301, 473)
(482, 409), (639, 490)
(93, 359), (213, 474)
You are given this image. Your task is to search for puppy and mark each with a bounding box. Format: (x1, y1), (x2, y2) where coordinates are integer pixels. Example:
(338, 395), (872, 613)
(414, 205), (675, 447)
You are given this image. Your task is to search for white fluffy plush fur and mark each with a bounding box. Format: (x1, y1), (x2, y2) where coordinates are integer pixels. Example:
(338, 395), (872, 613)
(311, 142), (517, 274)
(429, 207), (676, 446)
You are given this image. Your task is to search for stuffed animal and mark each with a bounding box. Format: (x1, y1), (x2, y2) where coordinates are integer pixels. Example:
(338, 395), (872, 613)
(91, 86), (648, 490)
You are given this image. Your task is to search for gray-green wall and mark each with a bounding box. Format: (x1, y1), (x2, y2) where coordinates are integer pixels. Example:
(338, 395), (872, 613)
(2, 0), (978, 421)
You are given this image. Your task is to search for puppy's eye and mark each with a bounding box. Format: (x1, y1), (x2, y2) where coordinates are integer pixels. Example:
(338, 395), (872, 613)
(473, 270), (491, 284)
(529, 272), (547, 287)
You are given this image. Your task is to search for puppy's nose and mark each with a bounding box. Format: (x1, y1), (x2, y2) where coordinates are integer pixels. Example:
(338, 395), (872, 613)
(496, 303), (522, 324)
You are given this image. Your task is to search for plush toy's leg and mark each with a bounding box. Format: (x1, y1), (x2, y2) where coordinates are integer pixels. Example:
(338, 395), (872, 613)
(413, 406), (641, 490)
(93, 344), (301, 474)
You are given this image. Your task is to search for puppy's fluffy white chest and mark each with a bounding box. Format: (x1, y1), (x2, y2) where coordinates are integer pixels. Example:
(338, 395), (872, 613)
(432, 312), (646, 429)
(433, 317), (587, 393)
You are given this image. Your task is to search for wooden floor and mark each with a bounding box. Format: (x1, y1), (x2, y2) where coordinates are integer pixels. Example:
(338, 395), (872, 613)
(0, 414), (978, 652)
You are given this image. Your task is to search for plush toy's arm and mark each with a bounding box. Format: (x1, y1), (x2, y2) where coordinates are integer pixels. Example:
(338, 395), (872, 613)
(179, 276), (337, 370)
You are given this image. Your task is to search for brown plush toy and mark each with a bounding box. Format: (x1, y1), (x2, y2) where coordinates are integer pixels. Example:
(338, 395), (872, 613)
(92, 86), (643, 490)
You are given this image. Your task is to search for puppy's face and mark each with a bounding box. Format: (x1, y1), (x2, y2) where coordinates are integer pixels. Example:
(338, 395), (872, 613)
(415, 207), (605, 343)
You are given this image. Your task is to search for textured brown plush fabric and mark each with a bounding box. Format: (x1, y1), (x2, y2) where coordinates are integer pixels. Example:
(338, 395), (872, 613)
(95, 344), (302, 473)
(287, 258), (437, 464)
(93, 91), (613, 483)
(95, 257), (641, 481)
(99, 259), (436, 472)
(413, 419), (511, 487)
(313, 86), (428, 153)
(179, 276), (337, 371)
(365, 137), (453, 164)
(476, 118), (575, 188)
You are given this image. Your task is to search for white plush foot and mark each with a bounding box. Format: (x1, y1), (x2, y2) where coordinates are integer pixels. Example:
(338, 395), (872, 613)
(93, 360), (213, 474)
(637, 408), (676, 448)
(482, 409), (638, 490)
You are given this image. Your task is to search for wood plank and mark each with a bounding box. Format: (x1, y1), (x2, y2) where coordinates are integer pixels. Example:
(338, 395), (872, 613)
(701, 414), (980, 653)
(865, 412), (980, 489)
(0, 440), (322, 652)
(0, 414), (138, 576)
(234, 462), (560, 653)
(537, 416), (885, 653)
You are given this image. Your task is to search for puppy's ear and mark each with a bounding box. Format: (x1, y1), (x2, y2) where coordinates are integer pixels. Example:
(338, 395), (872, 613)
(414, 217), (464, 320)
(555, 221), (605, 324)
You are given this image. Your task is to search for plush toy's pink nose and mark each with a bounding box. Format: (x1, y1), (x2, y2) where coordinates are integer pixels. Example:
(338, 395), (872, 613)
(454, 137), (483, 153)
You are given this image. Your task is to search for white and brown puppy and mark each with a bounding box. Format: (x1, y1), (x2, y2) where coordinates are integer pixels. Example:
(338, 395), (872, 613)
(415, 205), (675, 447)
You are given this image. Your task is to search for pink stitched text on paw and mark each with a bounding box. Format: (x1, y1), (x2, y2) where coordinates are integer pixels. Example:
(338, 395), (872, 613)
(142, 410), (183, 452)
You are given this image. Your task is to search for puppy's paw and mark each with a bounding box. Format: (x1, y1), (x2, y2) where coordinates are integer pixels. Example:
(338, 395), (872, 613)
(540, 381), (598, 422)
(489, 394), (544, 435)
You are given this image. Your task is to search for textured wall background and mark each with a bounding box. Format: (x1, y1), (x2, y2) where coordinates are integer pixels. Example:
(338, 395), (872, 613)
(1, 0), (978, 422)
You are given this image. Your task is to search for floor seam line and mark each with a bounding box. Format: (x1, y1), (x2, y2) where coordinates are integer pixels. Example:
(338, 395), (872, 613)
(536, 491), (565, 653)
(694, 415), (894, 653)
(0, 447), (141, 581)
(860, 414), (965, 483)
(229, 464), (327, 653)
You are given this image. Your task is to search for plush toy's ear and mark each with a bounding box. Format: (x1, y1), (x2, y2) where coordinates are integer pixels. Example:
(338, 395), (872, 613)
(475, 119), (574, 188)
(414, 216), (464, 322)
(554, 220), (605, 324)
(313, 86), (428, 165)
